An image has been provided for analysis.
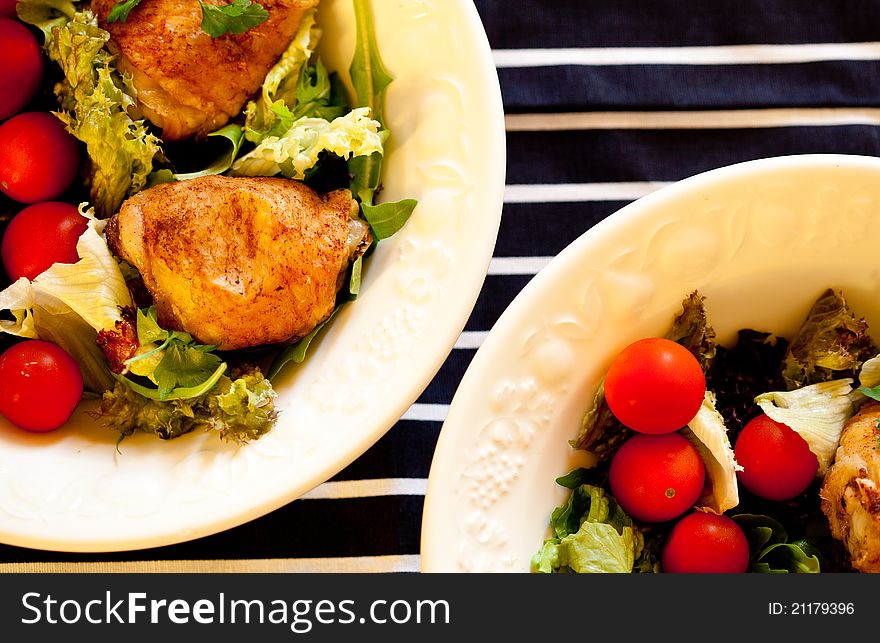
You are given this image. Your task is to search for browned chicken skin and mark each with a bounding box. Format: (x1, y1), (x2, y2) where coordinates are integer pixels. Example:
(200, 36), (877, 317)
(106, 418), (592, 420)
(106, 176), (370, 350)
(820, 402), (880, 572)
(90, 0), (319, 140)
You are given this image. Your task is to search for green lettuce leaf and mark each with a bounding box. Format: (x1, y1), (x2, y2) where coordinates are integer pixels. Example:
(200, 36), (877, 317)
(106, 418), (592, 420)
(665, 290), (717, 371)
(244, 7), (321, 142)
(174, 124), (245, 181)
(532, 481), (639, 573)
(531, 539), (561, 574)
(732, 514), (821, 573)
(291, 59), (350, 122)
(558, 522), (636, 574)
(98, 368), (277, 443)
(120, 307), (230, 401)
(229, 108), (383, 179)
(347, 0), (393, 206)
(15, 0), (75, 40)
(781, 288), (876, 390)
(31, 9), (164, 217)
(361, 199), (418, 241)
(0, 206), (132, 392)
(267, 305), (341, 380)
(350, 0), (393, 128)
(755, 379), (858, 475)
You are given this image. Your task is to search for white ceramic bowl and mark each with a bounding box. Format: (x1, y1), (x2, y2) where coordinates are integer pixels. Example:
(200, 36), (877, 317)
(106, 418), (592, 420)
(0, 0), (505, 552)
(421, 154), (880, 572)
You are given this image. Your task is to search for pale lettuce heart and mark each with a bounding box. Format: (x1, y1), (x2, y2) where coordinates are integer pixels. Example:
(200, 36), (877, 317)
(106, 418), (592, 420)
(682, 390), (742, 514)
(755, 379), (859, 475)
(0, 207), (132, 392)
(230, 107), (383, 179)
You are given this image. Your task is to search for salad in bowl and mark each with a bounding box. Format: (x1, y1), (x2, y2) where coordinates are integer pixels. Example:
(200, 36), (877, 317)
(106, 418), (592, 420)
(534, 289), (879, 573)
(0, 0), (415, 442)
(420, 155), (880, 573)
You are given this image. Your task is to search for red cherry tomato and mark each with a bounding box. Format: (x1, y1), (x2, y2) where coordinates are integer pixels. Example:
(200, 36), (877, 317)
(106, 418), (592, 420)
(734, 414), (818, 501)
(0, 340), (83, 432)
(0, 17), (43, 120)
(0, 0), (18, 19)
(662, 512), (750, 573)
(0, 112), (80, 203)
(604, 337), (706, 434)
(2, 202), (88, 281)
(609, 432), (706, 523)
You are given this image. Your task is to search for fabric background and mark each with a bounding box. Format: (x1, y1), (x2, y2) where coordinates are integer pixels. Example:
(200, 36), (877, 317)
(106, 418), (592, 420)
(3, 0), (880, 572)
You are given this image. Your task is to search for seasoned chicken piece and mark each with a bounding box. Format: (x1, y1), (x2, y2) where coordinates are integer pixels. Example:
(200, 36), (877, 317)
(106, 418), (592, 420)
(90, 0), (320, 140)
(105, 175), (370, 350)
(820, 402), (880, 572)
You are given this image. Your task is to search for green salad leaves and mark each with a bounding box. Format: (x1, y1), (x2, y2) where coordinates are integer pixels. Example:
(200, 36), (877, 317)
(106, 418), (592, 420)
(532, 473), (648, 574)
(99, 367), (277, 443)
(781, 289), (876, 390)
(21, 7), (165, 218)
(9, 0), (416, 444)
(732, 514), (820, 573)
(570, 291), (715, 459)
(0, 207), (132, 392)
(539, 287), (878, 574)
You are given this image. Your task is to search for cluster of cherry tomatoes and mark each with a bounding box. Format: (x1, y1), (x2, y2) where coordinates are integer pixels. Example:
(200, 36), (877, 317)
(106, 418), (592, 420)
(0, 5), (87, 433)
(602, 337), (819, 573)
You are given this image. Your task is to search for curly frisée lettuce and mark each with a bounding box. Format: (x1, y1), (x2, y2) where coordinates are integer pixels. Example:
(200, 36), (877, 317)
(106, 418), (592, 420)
(0, 206), (132, 391)
(230, 108), (383, 179)
(19, 5), (164, 218)
(5, 0), (410, 443)
(95, 306), (279, 442)
(98, 368), (277, 443)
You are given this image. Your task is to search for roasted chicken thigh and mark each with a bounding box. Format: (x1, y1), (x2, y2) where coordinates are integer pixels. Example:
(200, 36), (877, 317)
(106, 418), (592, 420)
(91, 0), (319, 140)
(820, 402), (880, 572)
(105, 175), (370, 350)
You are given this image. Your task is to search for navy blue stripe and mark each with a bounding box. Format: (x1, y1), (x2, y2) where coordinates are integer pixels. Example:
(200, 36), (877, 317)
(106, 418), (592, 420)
(331, 420), (441, 481)
(494, 202), (628, 257)
(0, 496), (425, 561)
(506, 125), (880, 184)
(464, 275), (535, 332)
(414, 350), (476, 405)
(476, 0), (880, 48)
(500, 63), (880, 112)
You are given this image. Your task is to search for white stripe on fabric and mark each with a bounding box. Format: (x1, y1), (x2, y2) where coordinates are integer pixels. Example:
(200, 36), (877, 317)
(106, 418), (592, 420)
(504, 182), (668, 203)
(454, 331), (489, 350)
(488, 257), (552, 276)
(493, 42), (880, 67)
(0, 555), (421, 574)
(300, 478), (428, 500)
(401, 403), (449, 422)
(505, 108), (880, 131)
